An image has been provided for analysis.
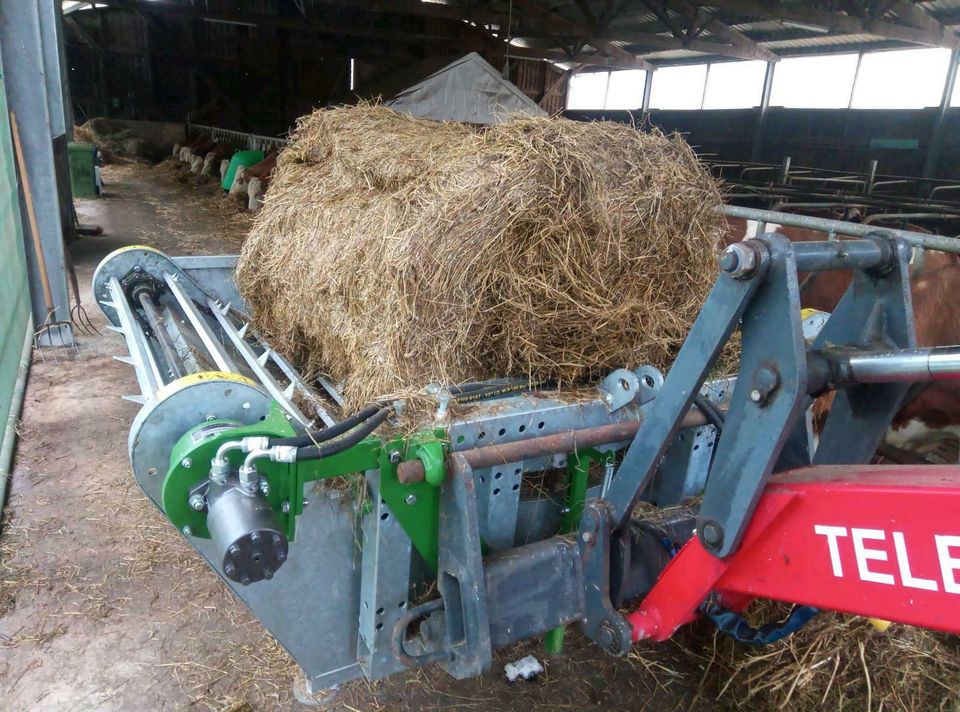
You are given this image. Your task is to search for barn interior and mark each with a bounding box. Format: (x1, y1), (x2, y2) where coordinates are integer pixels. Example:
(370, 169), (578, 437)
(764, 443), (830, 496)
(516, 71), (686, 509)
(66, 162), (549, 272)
(4, 1), (960, 710)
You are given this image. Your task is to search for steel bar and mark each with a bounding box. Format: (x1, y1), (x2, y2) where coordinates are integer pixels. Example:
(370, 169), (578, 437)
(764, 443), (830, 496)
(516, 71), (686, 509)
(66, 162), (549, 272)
(0, 316), (33, 517)
(863, 213), (955, 225)
(109, 277), (162, 398)
(164, 273), (238, 373)
(137, 290), (188, 380)
(396, 411), (708, 484)
(792, 239), (888, 273)
(721, 205), (960, 254)
(206, 299), (311, 427)
(846, 346), (960, 383)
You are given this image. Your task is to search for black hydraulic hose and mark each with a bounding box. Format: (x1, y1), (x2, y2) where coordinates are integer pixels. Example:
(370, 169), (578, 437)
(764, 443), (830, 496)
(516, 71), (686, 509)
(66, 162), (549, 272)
(271, 403), (383, 448)
(447, 381), (497, 397)
(296, 407), (392, 461)
(453, 379), (555, 403)
(693, 394), (725, 433)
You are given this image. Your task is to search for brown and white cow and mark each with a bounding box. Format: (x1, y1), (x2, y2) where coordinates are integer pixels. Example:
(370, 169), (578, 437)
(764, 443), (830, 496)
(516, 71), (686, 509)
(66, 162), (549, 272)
(724, 215), (960, 450)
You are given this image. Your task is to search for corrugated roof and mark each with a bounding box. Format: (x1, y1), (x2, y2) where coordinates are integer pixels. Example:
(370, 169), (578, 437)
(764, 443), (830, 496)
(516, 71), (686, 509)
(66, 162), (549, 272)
(763, 33), (881, 49)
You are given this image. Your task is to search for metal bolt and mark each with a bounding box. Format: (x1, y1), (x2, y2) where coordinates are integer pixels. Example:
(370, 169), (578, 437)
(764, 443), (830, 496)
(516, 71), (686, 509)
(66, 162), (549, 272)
(277, 550), (287, 562)
(719, 243), (759, 279)
(259, 479), (270, 496)
(182, 525), (192, 536)
(718, 249), (738, 273)
(205, 415), (216, 422)
(263, 568), (274, 580)
(581, 531), (594, 544)
(189, 494), (205, 511)
(388, 450), (402, 464)
(404, 494), (417, 506)
(302, 500), (310, 509)
(181, 457), (192, 469)
(750, 389), (762, 403)
(251, 531), (261, 543)
(224, 563), (236, 576)
(281, 501), (291, 513)
(229, 544), (240, 556)
(701, 522), (723, 549)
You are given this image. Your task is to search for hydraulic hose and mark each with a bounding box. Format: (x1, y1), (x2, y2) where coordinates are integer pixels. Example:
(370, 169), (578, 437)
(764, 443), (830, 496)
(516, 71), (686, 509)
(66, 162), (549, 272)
(296, 407), (392, 461)
(271, 403), (383, 448)
(692, 394), (725, 433)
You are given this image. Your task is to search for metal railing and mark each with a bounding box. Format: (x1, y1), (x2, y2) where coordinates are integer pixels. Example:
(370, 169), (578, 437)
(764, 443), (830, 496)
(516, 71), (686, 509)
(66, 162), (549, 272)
(711, 157), (960, 216)
(187, 122), (287, 153)
(721, 204), (960, 255)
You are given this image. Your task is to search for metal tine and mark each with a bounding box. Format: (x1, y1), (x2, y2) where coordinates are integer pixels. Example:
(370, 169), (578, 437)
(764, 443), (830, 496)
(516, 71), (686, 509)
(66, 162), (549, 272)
(71, 302), (101, 336)
(33, 310), (78, 361)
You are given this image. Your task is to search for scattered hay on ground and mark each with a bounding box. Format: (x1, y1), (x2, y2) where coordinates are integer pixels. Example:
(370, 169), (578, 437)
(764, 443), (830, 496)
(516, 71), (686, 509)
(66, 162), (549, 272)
(692, 602), (960, 711)
(237, 103), (725, 411)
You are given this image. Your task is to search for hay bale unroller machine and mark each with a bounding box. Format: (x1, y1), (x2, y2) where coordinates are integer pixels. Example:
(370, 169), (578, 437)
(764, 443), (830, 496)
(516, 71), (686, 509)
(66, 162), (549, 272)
(94, 213), (960, 695)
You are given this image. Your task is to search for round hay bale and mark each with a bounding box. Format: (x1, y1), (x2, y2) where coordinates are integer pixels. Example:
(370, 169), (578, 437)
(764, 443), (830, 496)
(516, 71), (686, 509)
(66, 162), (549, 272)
(237, 104), (724, 410)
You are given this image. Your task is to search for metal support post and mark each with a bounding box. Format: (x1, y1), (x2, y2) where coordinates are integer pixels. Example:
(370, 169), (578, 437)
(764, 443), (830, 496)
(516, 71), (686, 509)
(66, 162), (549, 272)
(0, 0), (74, 345)
(605, 259), (765, 532)
(641, 69), (653, 114)
(923, 47), (960, 179)
(750, 60), (775, 163)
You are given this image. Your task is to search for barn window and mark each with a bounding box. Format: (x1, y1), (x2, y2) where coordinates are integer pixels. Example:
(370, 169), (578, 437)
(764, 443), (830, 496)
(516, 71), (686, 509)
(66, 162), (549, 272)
(851, 48), (951, 109)
(702, 60), (767, 109)
(604, 70), (646, 110)
(566, 71), (610, 110)
(770, 53), (859, 109)
(649, 64), (709, 110)
(567, 69), (645, 110)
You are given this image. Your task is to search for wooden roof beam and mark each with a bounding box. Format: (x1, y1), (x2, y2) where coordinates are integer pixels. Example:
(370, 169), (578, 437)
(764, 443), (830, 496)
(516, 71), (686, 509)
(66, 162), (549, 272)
(667, 1), (779, 61)
(506, 44), (651, 70)
(888, 0), (959, 44)
(511, 0), (655, 69)
(703, 0), (960, 48)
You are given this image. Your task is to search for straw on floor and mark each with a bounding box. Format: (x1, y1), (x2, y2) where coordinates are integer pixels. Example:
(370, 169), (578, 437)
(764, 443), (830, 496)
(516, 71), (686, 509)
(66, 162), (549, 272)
(236, 104), (725, 411)
(692, 602), (960, 711)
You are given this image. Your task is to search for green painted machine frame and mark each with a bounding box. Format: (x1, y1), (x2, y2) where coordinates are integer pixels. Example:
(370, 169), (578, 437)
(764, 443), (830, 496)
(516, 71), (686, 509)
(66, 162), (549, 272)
(160, 402), (609, 655)
(161, 403), (449, 569)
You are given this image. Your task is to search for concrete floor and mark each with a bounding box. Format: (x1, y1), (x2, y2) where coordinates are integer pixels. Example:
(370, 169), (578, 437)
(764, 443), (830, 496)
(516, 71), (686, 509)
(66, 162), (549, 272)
(0, 163), (709, 711)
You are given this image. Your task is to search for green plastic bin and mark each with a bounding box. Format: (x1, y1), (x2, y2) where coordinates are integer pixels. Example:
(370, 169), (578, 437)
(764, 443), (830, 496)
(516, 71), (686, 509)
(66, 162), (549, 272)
(68, 142), (98, 198)
(221, 150), (264, 191)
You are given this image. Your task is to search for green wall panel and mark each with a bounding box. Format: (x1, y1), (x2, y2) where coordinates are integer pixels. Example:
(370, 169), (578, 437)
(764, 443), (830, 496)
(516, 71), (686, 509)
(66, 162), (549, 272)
(0, 49), (31, 437)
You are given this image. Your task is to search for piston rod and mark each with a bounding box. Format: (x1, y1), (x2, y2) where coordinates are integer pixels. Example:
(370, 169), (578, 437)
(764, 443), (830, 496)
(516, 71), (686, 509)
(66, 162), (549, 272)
(136, 288), (188, 380)
(846, 346), (960, 383)
(807, 346), (960, 394)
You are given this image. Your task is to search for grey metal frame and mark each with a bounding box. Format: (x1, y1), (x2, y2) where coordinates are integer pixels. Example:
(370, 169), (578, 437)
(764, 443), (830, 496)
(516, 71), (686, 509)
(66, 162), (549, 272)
(0, 0), (74, 345)
(96, 246), (721, 690)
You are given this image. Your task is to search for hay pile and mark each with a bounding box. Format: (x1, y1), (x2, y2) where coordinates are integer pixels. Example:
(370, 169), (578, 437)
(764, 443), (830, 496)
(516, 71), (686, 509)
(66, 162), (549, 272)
(237, 104), (724, 410)
(695, 603), (960, 710)
(74, 118), (152, 163)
